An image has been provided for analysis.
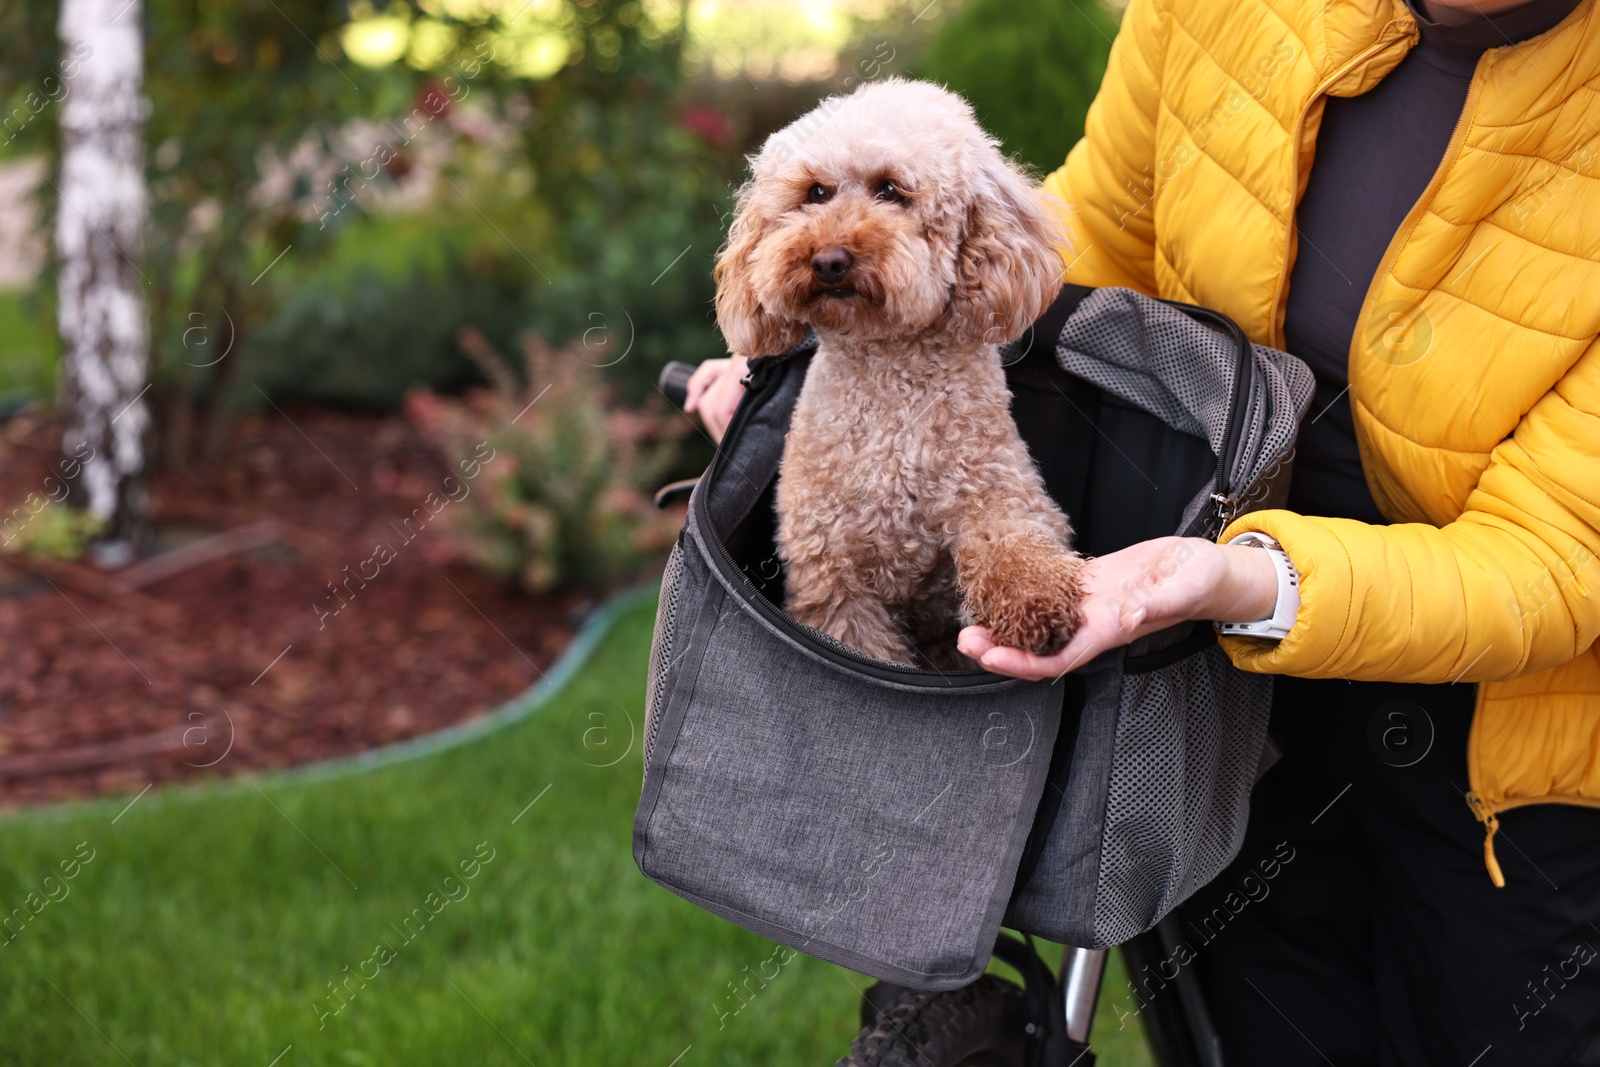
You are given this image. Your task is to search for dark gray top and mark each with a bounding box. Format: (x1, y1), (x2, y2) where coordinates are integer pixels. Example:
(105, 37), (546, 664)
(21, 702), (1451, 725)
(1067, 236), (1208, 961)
(1281, 0), (1582, 523)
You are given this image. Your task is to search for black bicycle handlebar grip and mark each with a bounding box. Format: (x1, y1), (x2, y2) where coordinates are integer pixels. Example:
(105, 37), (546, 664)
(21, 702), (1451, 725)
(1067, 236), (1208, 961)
(658, 361), (697, 408)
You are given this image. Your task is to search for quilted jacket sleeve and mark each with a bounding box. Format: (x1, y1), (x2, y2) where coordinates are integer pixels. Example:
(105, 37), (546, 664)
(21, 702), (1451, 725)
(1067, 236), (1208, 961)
(1039, 0), (1168, 294)
(1219, 336), (1600, 684)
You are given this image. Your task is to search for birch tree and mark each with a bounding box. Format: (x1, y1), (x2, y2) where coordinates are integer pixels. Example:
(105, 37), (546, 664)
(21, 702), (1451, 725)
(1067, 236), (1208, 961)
(56, 0), (149, 550)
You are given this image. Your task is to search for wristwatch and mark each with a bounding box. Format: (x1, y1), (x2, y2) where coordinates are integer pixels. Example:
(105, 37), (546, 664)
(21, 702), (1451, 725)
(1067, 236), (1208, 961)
(1216, 532), (1300, 640)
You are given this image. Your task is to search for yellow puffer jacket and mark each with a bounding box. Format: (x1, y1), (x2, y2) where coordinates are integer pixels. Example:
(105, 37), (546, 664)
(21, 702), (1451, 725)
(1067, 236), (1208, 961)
(1044, 0), (1600, 885)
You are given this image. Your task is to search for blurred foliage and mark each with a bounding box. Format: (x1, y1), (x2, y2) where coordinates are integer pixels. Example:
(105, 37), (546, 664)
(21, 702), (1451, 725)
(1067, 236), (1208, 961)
(0, 0), (410, 466)
(0, 0), (1115, 434)
(0, 4), (65, 161)
(916, 0), (1119, 174)
(0, 0), (727, 444)
(140, 0), (415, 465)
(233, 0), (733, 408)
(381, 0), (729, 400)
(0, 501), (104, 561)
(0, 289), (57, 401)
(407, 328), (685, 593)
(243, 208), (544, 410)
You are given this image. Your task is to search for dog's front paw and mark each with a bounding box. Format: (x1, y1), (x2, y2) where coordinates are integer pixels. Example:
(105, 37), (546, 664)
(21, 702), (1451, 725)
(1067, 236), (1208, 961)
(972, 554), (1086, 657)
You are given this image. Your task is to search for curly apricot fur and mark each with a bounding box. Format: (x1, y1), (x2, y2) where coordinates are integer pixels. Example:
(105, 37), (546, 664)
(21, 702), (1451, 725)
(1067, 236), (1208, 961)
(714, 79), (1082, 666)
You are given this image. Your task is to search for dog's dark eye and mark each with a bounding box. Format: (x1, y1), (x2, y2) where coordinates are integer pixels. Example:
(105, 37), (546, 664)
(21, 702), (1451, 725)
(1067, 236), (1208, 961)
(806, 183), (831, 204)
(875, 179), (907, 204)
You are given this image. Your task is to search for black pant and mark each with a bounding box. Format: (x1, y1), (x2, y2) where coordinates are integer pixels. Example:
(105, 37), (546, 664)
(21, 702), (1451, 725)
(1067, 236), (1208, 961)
(1173, 675), (1600, 1066)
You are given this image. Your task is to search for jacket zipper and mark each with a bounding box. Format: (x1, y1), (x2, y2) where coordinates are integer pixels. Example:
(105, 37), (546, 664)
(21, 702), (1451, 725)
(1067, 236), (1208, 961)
(1277, 25), (1515, 883)
(1465, 790), (1506, 888)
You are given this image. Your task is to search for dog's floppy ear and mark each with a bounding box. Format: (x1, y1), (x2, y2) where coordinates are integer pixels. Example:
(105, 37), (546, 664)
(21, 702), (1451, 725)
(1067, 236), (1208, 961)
(714, 181), (806, 358)
(946, 151), (1067, 346)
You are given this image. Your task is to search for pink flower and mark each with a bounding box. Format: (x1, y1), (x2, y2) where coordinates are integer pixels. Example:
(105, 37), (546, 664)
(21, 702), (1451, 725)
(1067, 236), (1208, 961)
(677, 106), (731, 145)
(404, 389), (442, 424)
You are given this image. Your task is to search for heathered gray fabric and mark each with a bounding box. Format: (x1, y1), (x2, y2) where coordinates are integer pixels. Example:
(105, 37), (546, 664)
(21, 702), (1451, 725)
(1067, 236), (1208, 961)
(1055, 288), (1316, 536)
(635, 286), (1315, 983)
(636, 540), (1063, 988)
(1003, 636), (1273, 948)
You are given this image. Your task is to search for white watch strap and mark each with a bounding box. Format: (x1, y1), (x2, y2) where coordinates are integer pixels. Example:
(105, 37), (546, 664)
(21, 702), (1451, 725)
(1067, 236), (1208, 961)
(1216, 533), (1300, 639)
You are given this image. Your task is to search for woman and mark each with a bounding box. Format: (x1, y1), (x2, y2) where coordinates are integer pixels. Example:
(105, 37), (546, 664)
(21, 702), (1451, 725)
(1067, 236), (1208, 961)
(686, 0), (1600, 1060)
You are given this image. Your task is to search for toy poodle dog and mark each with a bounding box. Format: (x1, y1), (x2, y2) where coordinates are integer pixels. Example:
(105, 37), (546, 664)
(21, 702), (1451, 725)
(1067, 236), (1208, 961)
(713, 77), (1084, 668)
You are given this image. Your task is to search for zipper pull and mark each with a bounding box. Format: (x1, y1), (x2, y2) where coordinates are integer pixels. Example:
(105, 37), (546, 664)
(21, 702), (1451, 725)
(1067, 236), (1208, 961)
(1464, 791), (1507, 888)
(741, 355), (774, 392)
(1209, 491), (1239, 535)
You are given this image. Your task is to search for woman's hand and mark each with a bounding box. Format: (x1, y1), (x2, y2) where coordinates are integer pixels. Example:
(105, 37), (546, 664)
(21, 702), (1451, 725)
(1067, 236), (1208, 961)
(957, 536), (1280, 681)
(683, 354), (749, 444)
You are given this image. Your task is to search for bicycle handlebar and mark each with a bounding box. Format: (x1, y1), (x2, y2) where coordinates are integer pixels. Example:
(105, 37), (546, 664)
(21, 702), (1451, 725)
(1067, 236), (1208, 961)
(658, 361), (696, 408)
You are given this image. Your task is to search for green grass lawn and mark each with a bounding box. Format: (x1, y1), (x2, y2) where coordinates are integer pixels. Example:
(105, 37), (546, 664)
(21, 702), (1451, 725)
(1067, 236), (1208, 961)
(0, 590), (1154, 1065)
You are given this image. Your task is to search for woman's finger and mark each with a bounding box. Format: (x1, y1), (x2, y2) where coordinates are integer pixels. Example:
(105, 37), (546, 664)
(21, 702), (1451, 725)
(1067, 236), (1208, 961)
(968, 590), (1149, 680)
(977, 632), (1104, 681)
(683, 358), (729, 414)
(973, 645), (1054, 680)
(703, 360), (748, 442)
(956, 626), (995, 660)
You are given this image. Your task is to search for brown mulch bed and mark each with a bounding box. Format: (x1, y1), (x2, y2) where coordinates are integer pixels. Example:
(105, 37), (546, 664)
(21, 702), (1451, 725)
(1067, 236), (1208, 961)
(0, 407), (602, 808)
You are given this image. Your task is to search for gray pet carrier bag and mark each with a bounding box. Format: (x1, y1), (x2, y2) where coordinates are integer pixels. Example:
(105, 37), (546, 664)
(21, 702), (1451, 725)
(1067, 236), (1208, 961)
(633, 285), (1316, 989)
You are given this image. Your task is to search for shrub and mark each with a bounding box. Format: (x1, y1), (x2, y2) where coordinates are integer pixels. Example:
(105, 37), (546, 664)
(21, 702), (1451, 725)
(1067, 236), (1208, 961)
(244, 238), (537, 411)
(240, 183), (725, 413)
(915, 0), (1119, 174)
(406, 328), (686, 593)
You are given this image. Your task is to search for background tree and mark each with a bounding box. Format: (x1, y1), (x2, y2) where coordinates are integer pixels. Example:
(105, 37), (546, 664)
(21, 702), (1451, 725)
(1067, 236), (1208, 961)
(55, 0), (150, 551)
(139, 0), (400, 467)
(2, 0), (399, 508)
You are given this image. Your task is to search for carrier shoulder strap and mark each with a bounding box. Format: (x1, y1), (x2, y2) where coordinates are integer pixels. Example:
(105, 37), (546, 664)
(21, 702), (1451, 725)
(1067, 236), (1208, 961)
(1002, 283), (1094, 369)
(1004, 284), (1102, 525)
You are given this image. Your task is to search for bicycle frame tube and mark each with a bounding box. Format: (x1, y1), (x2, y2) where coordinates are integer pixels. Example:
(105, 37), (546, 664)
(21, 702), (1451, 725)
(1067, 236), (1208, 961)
(1060, 946), (1107, 1046)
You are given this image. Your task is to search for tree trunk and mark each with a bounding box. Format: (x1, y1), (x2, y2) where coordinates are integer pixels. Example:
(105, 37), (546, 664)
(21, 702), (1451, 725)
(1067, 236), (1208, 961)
(55, 0), (150, 549)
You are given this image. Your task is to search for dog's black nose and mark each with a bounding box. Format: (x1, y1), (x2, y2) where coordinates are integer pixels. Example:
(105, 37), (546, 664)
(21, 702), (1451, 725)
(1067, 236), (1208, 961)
(812, 248), (854, 286)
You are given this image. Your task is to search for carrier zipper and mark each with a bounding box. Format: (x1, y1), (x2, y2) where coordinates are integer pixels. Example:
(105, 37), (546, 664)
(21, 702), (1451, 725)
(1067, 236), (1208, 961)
(694, 350), (1012, 690)
(696, 483), (1007, 687)
(705, 352), (787, 475)
(740, 352), (780, 394)
(1155, 299), (1255, 536)
(710, 333), (815, 452)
